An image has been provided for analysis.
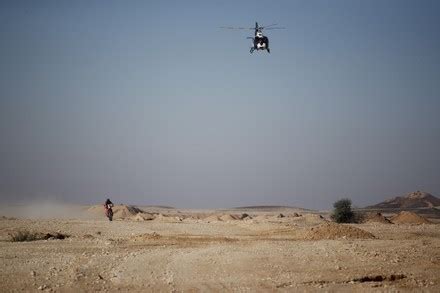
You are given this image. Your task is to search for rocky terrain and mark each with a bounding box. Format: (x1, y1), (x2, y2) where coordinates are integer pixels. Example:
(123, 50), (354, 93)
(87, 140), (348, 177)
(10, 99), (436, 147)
(1, 204), (439, 292)
(367, 191), (440, 209)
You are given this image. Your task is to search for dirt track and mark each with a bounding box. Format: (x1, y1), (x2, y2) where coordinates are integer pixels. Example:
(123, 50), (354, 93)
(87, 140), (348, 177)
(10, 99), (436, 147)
(1, 209), (439, 292)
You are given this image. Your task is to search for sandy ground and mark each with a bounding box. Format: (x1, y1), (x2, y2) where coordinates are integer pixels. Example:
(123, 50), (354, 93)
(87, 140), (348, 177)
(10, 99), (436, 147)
(1, 206), (439, 292)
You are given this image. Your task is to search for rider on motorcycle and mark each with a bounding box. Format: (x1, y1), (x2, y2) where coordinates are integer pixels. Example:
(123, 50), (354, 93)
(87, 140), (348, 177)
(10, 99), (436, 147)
(104, 198), (114, 221)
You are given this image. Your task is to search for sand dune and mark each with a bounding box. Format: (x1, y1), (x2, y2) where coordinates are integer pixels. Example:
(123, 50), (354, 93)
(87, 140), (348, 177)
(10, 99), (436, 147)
(391, 211), (432, 224)
(132, 213), (155, 221)
(303, 222), (375, 240)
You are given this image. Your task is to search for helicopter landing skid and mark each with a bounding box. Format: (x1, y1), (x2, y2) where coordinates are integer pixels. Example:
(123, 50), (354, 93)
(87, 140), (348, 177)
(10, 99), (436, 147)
(250, 47), (255, 53)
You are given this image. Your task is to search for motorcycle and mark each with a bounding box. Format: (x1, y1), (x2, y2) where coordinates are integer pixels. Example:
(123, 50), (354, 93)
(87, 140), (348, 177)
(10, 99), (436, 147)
(104, 204), (113, 221)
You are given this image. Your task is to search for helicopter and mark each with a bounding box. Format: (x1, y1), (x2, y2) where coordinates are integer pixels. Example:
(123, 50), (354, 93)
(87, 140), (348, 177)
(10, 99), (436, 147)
(221, 22), (285, 53)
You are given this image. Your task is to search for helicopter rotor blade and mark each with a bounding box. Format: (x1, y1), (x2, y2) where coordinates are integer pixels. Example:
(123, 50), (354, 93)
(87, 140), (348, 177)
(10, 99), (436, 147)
(264, 27), (286, 30)
(260, 23), (278, 29)
(220, 26), (253, 30)
(220, 23), (285, 31)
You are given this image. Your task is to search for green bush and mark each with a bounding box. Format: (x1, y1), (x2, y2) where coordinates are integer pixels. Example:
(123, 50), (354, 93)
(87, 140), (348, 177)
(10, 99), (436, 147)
(331, 199), (355, 223)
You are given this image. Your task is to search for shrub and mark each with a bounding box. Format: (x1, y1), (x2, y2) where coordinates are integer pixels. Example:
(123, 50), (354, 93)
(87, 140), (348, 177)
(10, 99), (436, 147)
(331, 199), (355, 223)
(9, 230), (41, 242)
(8, 231), (68, 242)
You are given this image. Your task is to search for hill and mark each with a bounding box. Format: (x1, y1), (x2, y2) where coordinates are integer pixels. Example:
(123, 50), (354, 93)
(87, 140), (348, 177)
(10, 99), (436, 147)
(367, 191), (440, 209)
(230, 205), (313, 212)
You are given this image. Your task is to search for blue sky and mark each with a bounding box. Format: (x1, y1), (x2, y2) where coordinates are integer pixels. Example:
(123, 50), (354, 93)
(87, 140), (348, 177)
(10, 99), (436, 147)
(1, 0), (439, 209)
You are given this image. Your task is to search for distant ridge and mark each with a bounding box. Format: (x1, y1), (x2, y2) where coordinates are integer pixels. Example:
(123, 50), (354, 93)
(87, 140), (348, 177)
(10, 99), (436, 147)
(231, 205), (313, 211)
(366, 191), (440, 209)
(137, 205), (175, 209)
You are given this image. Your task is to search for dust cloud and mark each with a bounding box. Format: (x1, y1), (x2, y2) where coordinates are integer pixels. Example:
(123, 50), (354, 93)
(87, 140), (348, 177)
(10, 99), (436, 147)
(0, 200), (98, 219)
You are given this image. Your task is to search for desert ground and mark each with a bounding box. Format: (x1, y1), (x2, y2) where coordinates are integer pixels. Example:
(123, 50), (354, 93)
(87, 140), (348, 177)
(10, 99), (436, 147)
(1, 204), (439, 292)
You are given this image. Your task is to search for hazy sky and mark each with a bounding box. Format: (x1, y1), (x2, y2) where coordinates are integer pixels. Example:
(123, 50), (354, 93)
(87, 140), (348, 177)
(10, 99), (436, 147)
(1, 0), (439, 209)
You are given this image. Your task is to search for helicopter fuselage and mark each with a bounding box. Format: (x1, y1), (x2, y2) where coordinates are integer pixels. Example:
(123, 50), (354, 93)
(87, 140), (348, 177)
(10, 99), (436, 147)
(254, 36), (269, 49)
(250, 29), (270, 53)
